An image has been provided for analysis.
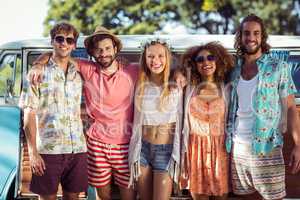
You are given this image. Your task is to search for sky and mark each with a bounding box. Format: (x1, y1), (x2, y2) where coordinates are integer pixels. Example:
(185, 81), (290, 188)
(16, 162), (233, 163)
(0, 0), (191, 46)
(0, 0), (48, 45)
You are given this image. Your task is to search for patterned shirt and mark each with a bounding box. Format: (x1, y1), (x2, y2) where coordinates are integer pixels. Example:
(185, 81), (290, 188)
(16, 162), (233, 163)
(19, 58), (87, 154)
(226, 53), (296, 155)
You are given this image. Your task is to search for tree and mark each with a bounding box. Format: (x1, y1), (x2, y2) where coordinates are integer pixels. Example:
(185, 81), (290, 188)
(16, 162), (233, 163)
(230, 0), (300, 35)
(43, 0), (300, 36)
(44, 0), (184, 35)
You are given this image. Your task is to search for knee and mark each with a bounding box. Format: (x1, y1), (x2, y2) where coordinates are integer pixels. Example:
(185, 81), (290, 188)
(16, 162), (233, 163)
(97, 190), (112, 200)
(62, 191), (79, 200)
(40, 194), (57, 200)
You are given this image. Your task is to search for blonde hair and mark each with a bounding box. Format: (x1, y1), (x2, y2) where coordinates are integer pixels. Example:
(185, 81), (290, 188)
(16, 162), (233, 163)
(136, 41), (172, 111)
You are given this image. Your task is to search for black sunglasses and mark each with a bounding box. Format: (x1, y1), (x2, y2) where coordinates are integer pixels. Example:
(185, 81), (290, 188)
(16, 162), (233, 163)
(54, 36), (75, 45)
(194, 55), (215, 63)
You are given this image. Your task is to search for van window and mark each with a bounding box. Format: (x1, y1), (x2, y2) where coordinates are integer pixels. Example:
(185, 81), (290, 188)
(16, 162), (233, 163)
(288, 53), (300, 97)
(0, 53), (22, 101)
(118, 52), (182, 70)
(14, 55), (22, 95)
(27, 52), (42, 70)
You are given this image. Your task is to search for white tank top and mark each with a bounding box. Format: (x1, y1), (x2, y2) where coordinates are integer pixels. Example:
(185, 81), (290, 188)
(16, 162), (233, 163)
(141, 85), (179, 125)
(234, 74), (258, 143)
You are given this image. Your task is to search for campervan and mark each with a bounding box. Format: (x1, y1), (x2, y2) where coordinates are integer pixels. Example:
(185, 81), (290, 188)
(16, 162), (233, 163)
(0, 35), (299, 199)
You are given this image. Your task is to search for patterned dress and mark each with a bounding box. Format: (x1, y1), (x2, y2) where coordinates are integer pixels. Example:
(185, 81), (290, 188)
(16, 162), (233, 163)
(187, 93), (228, 196)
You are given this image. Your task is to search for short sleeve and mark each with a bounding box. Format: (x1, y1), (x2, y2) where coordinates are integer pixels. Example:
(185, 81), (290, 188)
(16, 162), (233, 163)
(18, 78), (39, 110)
(77, 59), (95, 81)
(279, 61), (297, 98)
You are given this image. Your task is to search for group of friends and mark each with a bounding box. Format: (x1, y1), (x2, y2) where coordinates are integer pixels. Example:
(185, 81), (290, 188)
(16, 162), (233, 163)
(19, 13), (300, 200)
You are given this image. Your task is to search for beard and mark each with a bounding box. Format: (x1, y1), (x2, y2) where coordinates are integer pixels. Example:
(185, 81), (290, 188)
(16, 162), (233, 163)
(241, 43), (261, 55)
(95, 54), (117, 68)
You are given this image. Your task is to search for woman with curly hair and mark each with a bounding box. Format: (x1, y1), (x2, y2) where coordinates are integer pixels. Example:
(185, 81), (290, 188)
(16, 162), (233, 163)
(180, 42), (234, 200)
(128, 39), (182, 200)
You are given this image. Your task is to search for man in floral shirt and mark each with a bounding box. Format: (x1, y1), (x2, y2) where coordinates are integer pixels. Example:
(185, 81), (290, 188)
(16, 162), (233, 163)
(227, 14), (300, 200)
(19, 22), (87, 200)
(28, 26), (138, 200)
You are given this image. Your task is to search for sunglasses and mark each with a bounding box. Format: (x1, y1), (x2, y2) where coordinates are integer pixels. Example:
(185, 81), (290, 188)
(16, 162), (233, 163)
(54, 36), (75, 45)
(194, 55), (215, 63)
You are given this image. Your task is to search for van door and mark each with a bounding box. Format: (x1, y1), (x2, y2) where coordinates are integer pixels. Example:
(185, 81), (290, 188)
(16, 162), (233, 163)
(288, 51), (300, 104)
(0, 51), (22, 199)
(284, 50), (300, 198)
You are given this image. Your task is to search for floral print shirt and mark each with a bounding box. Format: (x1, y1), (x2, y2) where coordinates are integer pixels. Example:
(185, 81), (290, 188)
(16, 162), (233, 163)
(19, 58), (87, 154)
(226, 53), (296, 155)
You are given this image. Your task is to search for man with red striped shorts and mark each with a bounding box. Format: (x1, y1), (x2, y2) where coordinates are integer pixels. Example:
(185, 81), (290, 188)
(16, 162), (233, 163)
(79, 26), (138, 199)
(30, 26), (138, 200)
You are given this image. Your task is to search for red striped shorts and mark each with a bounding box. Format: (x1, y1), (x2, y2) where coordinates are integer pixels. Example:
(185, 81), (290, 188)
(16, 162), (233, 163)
(87, 137), (130, 188)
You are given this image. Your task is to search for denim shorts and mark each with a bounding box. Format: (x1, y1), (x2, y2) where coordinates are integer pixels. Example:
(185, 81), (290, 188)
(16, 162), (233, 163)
(140, 140), (173, 172)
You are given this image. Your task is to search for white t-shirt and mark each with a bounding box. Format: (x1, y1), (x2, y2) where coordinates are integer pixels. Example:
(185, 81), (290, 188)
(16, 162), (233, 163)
(234, 75), (258, 143)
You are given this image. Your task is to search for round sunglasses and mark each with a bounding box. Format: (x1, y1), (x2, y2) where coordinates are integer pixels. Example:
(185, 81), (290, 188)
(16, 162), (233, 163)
(194, 55), (215, 63)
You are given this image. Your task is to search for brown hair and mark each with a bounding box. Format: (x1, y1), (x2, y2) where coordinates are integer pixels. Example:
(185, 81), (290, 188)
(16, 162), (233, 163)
(50, 22), (79, 44)
(86, 34), (117, 56)
(234, 14), (270, 56)
(181, 41), (234, 85)
(136, 41), (172, 111)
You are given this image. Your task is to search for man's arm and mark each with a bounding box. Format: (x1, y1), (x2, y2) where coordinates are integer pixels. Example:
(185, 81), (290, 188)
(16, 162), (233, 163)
(28, 52), (79, 85)
(23, 108), (46, 176)
(286, 94), (300, 174)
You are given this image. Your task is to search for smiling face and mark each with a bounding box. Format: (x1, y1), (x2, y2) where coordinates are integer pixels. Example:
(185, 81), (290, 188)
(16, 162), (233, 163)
(195, 50), (216, 80)
(145, 43), (167, 75)
(241, 21), (262, 56)
(92, 38), (117, 68)
(52, 31), (76, 58)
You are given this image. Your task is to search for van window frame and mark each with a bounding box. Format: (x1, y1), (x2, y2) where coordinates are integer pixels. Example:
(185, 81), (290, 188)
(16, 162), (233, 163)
(0, 50), (22, 105)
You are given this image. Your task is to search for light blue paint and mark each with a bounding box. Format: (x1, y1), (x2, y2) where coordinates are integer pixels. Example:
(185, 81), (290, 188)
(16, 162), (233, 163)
(0, 106), (21, 200)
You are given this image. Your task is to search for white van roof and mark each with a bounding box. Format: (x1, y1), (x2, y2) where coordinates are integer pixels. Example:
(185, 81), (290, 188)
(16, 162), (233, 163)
(1, 35), (300, 52)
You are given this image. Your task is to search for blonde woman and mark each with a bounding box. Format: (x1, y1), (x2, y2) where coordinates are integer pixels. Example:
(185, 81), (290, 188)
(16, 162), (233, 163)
(180, 42), (233, 200)
(128, 39), (182, 200)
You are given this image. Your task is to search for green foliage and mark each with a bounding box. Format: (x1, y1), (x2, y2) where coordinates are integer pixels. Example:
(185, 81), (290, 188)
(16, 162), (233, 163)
(43, 0), (300, 35)
(0, 57), (22, 97)
(0, 64), (13, 95)
(231, 0), (299, 35)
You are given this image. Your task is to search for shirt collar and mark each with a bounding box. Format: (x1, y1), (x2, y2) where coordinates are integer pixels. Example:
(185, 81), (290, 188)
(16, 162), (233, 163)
(256, 53), (269, 64)
(47, 57), (77, 76)
(237, 52), (269, 66)
(98, 61), (123, 76)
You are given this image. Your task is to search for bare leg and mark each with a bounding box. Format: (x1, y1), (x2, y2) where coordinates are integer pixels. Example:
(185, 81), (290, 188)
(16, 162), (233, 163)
(62, 190), (79, 200)
(96, 184), (112, 200)
(191, 193), (209, 200)
(153, 171), (172, 200)
(239, 192), (283, 200)
(40, 194), (57, 200)
(119, 185), (136, 200)
(212, 194), (228, 200)
(137, 166), (152, 200)
(236, 192), (263, 200)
